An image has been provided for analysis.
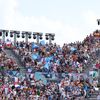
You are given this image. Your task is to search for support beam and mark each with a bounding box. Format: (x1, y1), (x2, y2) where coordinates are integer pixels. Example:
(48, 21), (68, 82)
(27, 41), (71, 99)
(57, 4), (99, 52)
(10, 30), (20, 46)
(33, 32), (43, 44)
(22, 31), (32, 43)
(2, 31), (5, 43)
(0, 30), (9, 43)
(45, 33), (55, 44)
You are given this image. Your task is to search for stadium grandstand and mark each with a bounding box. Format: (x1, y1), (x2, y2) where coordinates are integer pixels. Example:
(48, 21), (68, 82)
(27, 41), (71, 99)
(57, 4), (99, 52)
(0, 27), (99, 99)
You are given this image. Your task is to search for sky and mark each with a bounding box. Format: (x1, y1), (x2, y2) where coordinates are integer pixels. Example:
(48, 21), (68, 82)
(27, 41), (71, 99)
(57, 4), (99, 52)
(0, 0), (100, 46)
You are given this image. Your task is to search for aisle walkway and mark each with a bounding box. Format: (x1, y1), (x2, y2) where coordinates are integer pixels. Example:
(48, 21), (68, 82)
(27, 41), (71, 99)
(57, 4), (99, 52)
(4, 49), (26, 75)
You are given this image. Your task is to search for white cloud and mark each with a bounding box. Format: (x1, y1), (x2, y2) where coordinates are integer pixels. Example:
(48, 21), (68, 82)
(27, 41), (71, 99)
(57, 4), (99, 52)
(83, 10), (97, 25)
(0, 0), (95, 46)
(83, 10), (100, 29)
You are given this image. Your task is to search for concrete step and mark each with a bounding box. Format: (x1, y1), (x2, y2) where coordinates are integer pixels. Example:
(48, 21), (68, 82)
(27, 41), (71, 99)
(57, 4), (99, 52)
(4, 49), (26, 74)
(88, 98), (97, 100)
(86, 91), (100, 100)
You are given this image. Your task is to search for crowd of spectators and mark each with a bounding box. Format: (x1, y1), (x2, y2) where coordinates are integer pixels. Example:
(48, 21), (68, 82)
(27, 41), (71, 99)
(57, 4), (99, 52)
(0, 32), (99, 99)
(0, 74), (99, 100)
(13, 33), (100, 73)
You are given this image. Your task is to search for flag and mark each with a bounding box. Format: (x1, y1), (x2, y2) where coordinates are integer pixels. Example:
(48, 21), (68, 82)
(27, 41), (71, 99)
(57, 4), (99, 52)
(40, 40), (45, 45)
(32, 42), (39, 49)
(44, 63), (49, 69)
(31, 54), (38, 60)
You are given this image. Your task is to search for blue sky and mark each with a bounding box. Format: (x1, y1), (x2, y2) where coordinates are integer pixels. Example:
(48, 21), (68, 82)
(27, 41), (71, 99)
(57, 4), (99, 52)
(0, 0), (100, 45)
